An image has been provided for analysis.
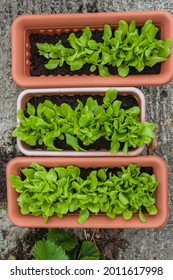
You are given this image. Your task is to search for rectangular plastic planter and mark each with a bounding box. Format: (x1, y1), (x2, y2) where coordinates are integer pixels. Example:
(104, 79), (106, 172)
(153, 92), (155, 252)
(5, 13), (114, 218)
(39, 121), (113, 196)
(11, 11), (173, 88)
(16, 87), (145, 157)
(6, 156), (168, 228)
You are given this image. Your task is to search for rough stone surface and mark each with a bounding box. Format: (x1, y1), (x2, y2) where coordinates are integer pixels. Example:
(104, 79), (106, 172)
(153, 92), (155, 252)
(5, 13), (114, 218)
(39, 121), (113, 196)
(0, 0), (173, 260)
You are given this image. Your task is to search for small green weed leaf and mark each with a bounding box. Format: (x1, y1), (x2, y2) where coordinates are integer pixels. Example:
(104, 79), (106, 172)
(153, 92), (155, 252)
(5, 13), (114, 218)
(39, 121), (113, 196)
(47, 229), (78, 251)
(78, 241), (100, 260)
(33, 240), (69, 260)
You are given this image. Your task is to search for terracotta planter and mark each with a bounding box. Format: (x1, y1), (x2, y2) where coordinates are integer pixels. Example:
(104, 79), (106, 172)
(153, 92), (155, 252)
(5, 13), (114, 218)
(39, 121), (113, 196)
(11, 11), (173, 88)
(16, 87), (145, 156)
(6, 156), (168, 228)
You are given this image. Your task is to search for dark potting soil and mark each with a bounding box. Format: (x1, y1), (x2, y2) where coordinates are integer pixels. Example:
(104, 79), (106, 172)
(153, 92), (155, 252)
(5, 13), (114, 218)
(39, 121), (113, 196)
(80, 166), (153, 179)
(28, 94), (138, 151)
(29, 30), (161, 77)
(21, 166), (153, 181)
(29, 94), (138, 110)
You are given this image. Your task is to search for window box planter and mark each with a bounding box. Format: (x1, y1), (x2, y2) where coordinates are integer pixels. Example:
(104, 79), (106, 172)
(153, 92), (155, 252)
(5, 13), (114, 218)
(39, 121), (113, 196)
(6, 156), (168, 228)
(11, 11), (173, 88)
(15, 87), (146, 157)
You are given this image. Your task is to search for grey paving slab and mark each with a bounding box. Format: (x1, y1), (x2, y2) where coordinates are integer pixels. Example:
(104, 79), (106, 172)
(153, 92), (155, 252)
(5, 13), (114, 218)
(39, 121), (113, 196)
(0, 0), (173, 259)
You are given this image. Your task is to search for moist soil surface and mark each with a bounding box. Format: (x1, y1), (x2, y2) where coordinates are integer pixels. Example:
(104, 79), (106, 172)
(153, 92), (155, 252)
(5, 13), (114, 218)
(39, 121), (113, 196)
(27, 94), (138, 151)
(29, 30), (161, 76)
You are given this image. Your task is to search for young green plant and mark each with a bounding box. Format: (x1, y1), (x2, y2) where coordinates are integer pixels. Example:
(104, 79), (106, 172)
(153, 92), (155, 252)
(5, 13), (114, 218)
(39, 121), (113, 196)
(12, 88), (155, 155)
(36, 19), (172, 77)
(9, 162), (159, 224)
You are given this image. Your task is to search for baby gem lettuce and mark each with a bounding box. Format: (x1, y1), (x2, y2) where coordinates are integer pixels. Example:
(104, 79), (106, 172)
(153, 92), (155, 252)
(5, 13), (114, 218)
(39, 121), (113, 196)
(12, 88), (155, 155)
(36, 19), (172, 77)
(9, 163), (159, 224)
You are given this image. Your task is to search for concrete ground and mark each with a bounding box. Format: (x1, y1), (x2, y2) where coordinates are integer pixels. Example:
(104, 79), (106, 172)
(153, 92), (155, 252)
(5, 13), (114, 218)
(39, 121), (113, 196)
(0, 0), (173, 259)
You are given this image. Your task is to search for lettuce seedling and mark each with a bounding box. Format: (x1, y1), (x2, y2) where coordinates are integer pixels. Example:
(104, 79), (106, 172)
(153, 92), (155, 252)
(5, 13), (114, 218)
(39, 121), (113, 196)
(9, 163), (159, 224)
(12, 88), (156, 155)
(36, 20), (172, 77)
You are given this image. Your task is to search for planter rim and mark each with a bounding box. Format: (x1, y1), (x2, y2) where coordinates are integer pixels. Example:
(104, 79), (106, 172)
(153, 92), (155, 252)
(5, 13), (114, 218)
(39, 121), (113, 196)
(6, 155), (168, 228)
(11, 10), (173, 24)
(11, 10), (173, 88)
(16, 87), (146, 157)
